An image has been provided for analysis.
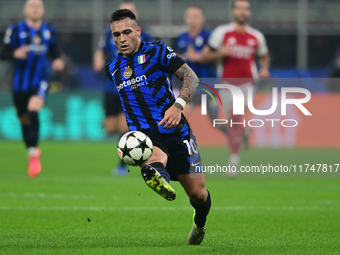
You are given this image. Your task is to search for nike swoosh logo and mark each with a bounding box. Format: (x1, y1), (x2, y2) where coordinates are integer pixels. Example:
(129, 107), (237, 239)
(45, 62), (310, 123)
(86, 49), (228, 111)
(111, 69), (118, 76)
(191, 162), (201, 167)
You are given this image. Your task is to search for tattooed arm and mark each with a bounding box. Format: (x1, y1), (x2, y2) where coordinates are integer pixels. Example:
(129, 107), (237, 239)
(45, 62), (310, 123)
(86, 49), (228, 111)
(173, 63), (199, 110)
(158, 63), (199, 129)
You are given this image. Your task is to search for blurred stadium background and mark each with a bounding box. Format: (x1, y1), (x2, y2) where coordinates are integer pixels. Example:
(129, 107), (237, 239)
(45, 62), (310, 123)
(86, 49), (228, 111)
(1, 1), (339, 253)
(0, 0), (340, 144)
(0, 0), (339, 143)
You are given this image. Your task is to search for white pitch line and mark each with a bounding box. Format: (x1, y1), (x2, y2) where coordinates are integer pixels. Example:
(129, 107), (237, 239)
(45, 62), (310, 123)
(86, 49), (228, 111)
(2, 193), (339, 207)
(2, 192), (95, 200)
(0, 206), (339, 212)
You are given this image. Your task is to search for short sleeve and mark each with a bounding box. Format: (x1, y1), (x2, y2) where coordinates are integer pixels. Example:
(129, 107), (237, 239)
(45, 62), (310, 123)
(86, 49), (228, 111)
(49, 25), (58, 44)
(48, 25), (61, 59)
(3, 24), (17, 47)
(157, 41), (185, 74)
(255, 31), (268, 57)
(0, 24), (18, 59)
(176, 33), (186, 54)
(103, 30), (113, 52)
(203, 29), (211, 42)
(208, 25), (225, 51)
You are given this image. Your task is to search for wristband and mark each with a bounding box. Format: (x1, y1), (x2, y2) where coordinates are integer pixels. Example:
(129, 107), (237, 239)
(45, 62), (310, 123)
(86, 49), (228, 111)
(175, 98), (187, 109)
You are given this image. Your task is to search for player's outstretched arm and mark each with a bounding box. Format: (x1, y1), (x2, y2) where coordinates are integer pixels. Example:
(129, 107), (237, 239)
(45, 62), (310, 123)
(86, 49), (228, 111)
(158, 63), (199, 129)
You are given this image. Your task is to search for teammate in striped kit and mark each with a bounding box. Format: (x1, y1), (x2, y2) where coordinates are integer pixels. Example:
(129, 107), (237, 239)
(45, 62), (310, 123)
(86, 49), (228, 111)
(0, 0), (64, 178)
(176, 5), (218, 121)
(201, 0), (270, 175)
(176, 5), (216, 79)
(107, 9), (211, 245)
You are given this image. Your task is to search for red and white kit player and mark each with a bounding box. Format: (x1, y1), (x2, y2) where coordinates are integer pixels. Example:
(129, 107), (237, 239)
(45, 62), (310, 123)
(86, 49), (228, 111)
(201, 0), (270, 174)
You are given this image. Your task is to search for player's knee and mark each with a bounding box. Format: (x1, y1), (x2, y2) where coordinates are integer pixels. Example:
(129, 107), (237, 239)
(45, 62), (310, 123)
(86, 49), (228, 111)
(28, 96), (44, 111)
(189, 188), (207, 204)
(105, 125), (116, 134)
(147, 146), (168, 166)
(147, 155), (167, 166)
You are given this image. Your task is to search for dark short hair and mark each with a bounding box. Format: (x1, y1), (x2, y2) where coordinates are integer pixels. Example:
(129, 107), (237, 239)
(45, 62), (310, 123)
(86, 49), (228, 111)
(187, 4), (204, 13)
(110, 9), (136, 24)
(232, 0), (250, 9)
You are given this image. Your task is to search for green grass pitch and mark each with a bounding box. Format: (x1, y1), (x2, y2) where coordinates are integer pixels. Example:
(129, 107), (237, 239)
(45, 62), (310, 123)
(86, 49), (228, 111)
(0, 141), (339, 254)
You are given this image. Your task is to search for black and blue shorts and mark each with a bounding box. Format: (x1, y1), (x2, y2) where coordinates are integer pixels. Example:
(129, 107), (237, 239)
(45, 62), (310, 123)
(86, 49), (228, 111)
(143, 129), (203, 181)
(13, 82), (48, 116)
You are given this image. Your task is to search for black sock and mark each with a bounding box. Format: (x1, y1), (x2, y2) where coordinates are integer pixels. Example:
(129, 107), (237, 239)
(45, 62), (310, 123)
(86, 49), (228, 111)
(28, 111), (39, 147)
(190, 190), (211, 228)
(21, 124), (30, 148)
(149, 162), (170, 183)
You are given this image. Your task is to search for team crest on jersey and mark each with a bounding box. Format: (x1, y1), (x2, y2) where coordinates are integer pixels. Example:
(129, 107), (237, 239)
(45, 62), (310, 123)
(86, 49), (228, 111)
(138, 55), (145, 64)
(124, 66), (133, 78)
(195, 36), (204, 47)
(44, 30), (51, 40)
(33, 35), (41, 45)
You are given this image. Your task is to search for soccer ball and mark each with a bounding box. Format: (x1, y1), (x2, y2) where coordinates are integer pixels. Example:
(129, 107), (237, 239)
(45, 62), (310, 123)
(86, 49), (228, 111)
(117, 131), (153, 166)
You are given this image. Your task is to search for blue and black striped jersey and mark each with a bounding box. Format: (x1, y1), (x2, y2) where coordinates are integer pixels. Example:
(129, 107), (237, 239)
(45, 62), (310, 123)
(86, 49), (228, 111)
(177, 28), (216, 78)
(106, 41), (190, 134)
(99, 27), (152, 94)
(0, 21), (60, 92)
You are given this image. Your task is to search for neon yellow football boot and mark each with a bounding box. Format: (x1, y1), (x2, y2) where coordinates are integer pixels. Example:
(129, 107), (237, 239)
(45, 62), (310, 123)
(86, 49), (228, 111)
(188, 210), (206, 245)
(141, 164), (176, 201)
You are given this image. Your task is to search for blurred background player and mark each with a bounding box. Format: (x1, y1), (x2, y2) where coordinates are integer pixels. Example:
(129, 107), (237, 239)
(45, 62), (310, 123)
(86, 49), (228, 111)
(176, 5), (228, 135)
(176, 5), (216, 80)
(0, 0), (64, 178)
(201, 0), (270, 175)
(93, 0), (152, 176)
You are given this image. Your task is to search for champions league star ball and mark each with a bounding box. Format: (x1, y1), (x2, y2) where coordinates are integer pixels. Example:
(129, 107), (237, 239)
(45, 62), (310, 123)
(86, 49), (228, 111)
(117, 131), (153, 166)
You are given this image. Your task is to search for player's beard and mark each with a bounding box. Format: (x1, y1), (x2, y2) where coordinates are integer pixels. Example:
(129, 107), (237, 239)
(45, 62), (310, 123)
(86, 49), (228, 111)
(234, 16), (248, 25)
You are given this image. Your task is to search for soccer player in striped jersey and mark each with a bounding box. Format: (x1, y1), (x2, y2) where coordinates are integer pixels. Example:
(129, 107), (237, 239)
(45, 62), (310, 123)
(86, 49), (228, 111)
(0, 0), (64, 178)
(176, 4), (228, 135)
(107, 9), (211, 245)
(176, 5), (216, 120)
(93, 0), (152, 176)
(176, 5), (216, 79)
